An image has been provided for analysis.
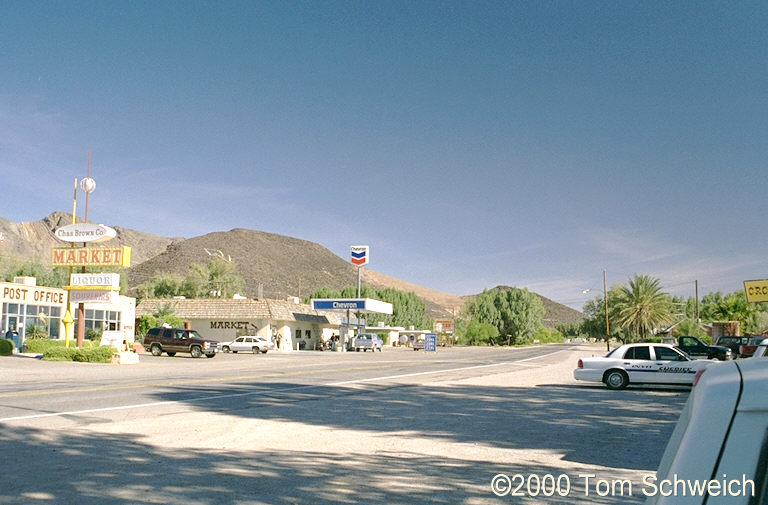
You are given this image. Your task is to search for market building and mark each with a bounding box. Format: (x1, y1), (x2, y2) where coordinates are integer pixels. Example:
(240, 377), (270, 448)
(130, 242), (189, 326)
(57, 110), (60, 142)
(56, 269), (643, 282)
(135, 297), (343, 351)
(0, 277), (136, 349)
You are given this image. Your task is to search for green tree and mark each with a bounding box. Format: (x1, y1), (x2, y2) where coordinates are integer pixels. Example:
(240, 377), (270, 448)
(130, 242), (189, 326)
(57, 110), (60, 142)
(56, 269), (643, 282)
(465, 287), (545, 345)
(700, 290), (763, 333)
(2, 258), (69, 287)
(581, 285), (627, 342)
(136, 302), (183, 337)
(615, 274), (672, 342)
(457, 319), (498, 345)
(304, 286), (342, 303)
(136, 271), (185, 300)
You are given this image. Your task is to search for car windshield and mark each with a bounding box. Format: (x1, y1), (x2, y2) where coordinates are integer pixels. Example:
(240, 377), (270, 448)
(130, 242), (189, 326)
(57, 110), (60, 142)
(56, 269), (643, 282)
(672, 347), (694, 360)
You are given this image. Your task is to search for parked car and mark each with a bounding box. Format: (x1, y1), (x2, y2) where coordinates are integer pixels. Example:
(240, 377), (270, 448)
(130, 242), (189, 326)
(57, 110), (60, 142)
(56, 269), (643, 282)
(645, 358), (768, 504)
(750, 338), (768, 358)
(717, 335), (765, 359)
(143, 327), (217, 358)
(219, 336), (274, 354)
(350, 333), (383, 352)
(673, 335), (732, 361)
(574, 343), (711, 390)
(738, 336), (766, 358)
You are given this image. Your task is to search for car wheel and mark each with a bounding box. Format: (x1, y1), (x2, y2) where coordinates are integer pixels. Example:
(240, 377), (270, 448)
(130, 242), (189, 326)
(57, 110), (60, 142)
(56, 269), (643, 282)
(222, 346), (231, 353)
(151, 344), (162, 357)
(261, 349), (268, 354)
(190, 346), (203, 359)
(604, 369), (629, 390)
(205, 353), (215, 358)
(232, 350), (238, 354)
(166, 352), (176, 357)
(252, 346), (260, 354)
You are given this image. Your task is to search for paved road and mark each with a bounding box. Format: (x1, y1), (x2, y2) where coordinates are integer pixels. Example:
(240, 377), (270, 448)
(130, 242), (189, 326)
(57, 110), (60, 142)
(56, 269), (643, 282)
(0, 345), (565, 425)
(0, 344), (690, 505)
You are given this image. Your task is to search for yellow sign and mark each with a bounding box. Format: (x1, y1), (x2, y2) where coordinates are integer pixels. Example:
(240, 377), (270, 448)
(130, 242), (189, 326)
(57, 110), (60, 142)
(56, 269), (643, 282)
(51, 246), (131, 268)
(744, 279), (768, 302)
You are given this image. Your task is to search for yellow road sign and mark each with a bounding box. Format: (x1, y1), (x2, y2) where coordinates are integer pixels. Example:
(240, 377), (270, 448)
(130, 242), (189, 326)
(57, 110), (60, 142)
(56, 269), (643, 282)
(744, 279), (768, 302)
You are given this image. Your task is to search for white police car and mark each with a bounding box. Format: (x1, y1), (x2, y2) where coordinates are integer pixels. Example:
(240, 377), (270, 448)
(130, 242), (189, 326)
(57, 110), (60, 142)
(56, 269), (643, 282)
(574, 343), (712, 390)
(645, 358), (768, 504)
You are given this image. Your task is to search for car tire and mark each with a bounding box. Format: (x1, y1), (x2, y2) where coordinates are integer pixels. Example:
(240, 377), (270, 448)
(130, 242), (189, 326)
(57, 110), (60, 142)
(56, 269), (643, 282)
(151, 344), (162, 357)
(261, 349), (268, 354)
(222, 346), (231, 353)
(604, 369), (629, 390)
(166, 352), (176, 357)
(205, 353), (215, 358)
(232, 351), (238, 354)
(190, 346), (203, 359)
(252, 347), (259, 354)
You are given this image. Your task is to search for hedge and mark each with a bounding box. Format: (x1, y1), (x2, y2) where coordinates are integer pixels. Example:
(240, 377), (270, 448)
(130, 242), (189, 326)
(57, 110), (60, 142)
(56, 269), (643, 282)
(0, 339), (13, 356)
(25, 339), (97, 354)
(42, 345), (117, 363)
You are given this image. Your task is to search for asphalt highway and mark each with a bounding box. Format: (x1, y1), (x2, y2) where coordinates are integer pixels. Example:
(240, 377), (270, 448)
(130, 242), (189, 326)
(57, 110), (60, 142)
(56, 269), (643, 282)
(0, 344), (690, 505)
(0, 345), (565, 427)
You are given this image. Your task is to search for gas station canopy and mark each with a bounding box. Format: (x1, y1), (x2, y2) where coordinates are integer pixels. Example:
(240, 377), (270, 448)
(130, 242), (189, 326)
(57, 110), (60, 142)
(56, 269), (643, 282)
(310, 298), (393, 315)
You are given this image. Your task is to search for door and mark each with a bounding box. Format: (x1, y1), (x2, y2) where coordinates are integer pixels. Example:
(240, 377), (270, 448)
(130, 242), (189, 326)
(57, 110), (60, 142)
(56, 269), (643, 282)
(678, 337), (706, 358)
(231, 337), (247, 352)
(620, 345), (655, 383)
(652, 346), (696, 384)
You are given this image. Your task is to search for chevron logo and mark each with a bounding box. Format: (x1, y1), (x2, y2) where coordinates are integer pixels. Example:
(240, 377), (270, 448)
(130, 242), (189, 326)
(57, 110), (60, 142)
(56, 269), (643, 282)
(350, 245), (369, 266)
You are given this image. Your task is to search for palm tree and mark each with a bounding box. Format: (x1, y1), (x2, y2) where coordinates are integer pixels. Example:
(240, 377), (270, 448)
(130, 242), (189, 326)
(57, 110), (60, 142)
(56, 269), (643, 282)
(616, 274), (672, 342)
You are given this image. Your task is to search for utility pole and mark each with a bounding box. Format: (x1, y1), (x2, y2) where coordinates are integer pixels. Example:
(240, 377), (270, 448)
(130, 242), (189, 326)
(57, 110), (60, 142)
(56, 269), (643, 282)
(695, 280), (700, 323)
(603, 269), (610, 351)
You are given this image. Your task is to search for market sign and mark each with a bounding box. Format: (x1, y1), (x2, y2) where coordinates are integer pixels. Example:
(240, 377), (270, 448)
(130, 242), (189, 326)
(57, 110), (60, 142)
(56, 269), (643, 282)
(350, 245), (369, 266)
(69, 290), (118, 304)
(51, 246), (132, 267)
(70, 273), (120, 289)
(744, 279), (768, 303)
(55, 223), (117, 243)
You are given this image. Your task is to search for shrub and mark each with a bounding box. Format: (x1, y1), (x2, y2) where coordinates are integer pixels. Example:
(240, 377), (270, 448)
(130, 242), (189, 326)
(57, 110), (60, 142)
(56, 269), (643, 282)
(25, 338), (73, 354)
(42, 344), (116, 363)
(42, 346), (76, 361)
(85, 327), (103, 341)
(0, 338), (13, 356)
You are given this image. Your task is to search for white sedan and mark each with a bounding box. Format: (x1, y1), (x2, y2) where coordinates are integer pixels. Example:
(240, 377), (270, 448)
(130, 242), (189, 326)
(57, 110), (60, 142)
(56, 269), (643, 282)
(574, 343), (712, 390)
(219, 336), (275, 354)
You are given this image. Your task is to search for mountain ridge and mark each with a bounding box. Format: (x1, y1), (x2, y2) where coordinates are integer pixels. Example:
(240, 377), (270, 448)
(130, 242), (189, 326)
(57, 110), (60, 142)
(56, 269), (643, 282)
(0, 212), (582, 323)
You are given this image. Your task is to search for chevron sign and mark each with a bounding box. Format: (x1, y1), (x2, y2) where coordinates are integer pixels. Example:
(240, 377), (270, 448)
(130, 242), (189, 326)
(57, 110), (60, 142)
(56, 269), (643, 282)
(350, 245), (369, 266)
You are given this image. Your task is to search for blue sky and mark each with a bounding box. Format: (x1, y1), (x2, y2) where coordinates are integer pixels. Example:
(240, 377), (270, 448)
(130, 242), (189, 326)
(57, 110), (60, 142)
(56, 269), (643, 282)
(1, 1), (767, 309)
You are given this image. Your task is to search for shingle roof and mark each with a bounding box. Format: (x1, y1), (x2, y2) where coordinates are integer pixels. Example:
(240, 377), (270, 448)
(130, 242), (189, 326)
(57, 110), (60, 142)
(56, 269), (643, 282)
(135, 298), (340, 324)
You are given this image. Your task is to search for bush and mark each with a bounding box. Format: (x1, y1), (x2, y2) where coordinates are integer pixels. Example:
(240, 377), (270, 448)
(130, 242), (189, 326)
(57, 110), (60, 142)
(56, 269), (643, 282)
(42, 344), (117, 363)
(24, 338), (65, 354)
(85, 327), (103, 341)
(0, 338), (13, 356)
(42, 346), (76, 361)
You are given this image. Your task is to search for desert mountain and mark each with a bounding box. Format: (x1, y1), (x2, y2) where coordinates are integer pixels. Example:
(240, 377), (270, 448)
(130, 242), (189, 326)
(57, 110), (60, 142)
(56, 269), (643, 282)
(0, 213), (583, 323)
(0, 212), (178, 266)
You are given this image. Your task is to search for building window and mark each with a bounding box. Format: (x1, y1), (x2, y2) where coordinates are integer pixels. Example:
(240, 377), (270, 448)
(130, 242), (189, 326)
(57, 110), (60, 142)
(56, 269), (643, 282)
(75, 309), (121, 333)
(3, 303), (62, 339)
